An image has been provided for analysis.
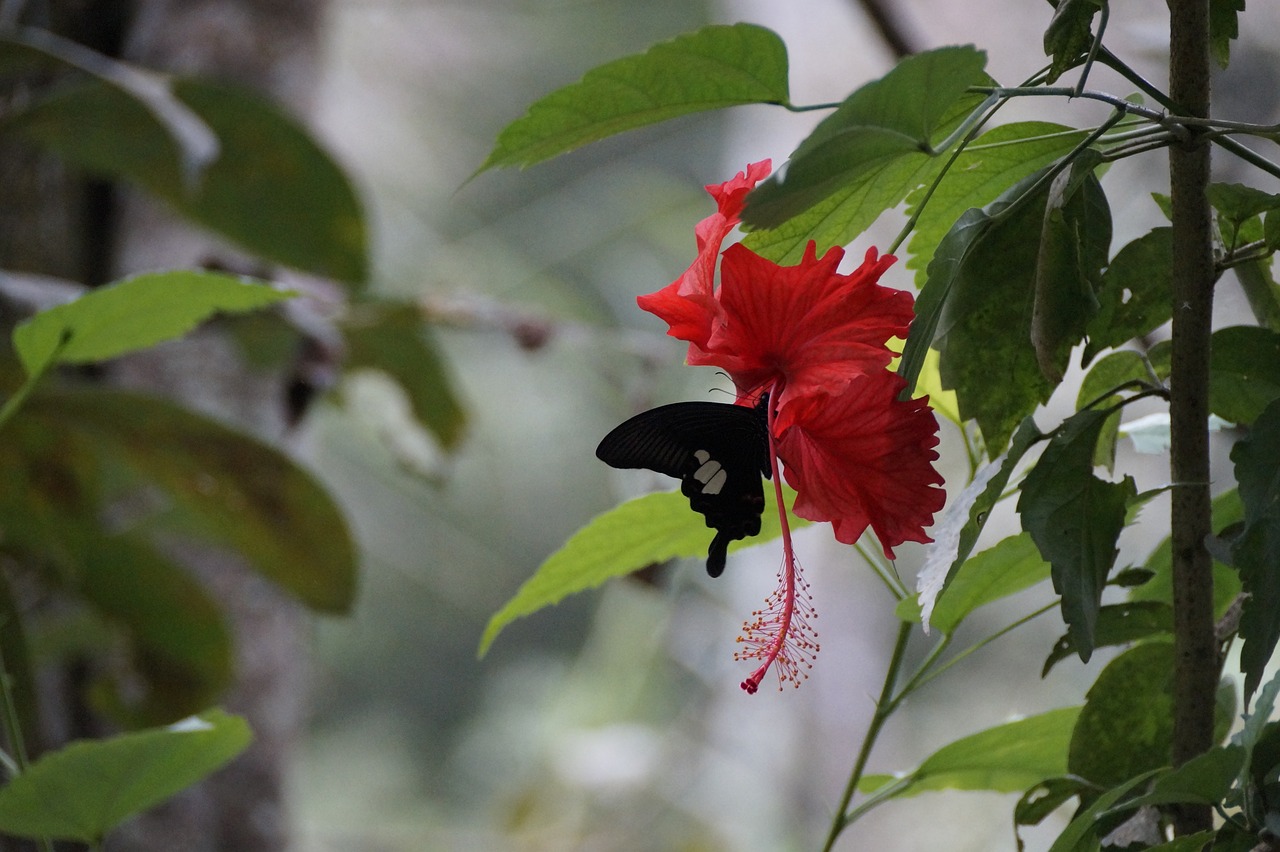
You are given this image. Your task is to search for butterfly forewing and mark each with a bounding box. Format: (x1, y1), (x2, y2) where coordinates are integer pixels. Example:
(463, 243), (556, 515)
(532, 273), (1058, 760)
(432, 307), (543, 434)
(596, 400), (770, 577)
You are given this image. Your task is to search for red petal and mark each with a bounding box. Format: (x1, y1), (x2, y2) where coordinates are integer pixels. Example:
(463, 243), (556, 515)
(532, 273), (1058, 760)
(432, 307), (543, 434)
(637, 161), (771, 349)
(776, 373), (946, 559)
(691, 242), (913, 411)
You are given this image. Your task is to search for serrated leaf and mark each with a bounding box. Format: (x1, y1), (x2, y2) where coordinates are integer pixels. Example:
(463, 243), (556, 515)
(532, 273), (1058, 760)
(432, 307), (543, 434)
(1069, 642), (1175, 787)
(905, 121), (1091, 288)
(4, 78), (367, 283)
(479, 485), (804, 655)
(901, 532), (1048, 634)
(0, 708), (250, 843)
(11, 270), (290, 377)
(914, 417), (1042, 626)
(28, 389), (356, 614)
(869, 707), (1080, 800)
(1231, 398), (1280, 701)
(341, 303), (467, 449)
(1018, 407), (1137, 660)
(1210, 326), (1280, 425)
(1083, 228), (1174, 363)
(1043, 0), (1104, 83)
(1042, 600), (1172, 677)
(478, 24), (789, 172)
(742, 46), (987, 230)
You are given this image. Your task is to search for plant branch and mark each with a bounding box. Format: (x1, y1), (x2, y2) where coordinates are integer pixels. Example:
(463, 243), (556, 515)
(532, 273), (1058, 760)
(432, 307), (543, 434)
(1167, 0), (1217, 836)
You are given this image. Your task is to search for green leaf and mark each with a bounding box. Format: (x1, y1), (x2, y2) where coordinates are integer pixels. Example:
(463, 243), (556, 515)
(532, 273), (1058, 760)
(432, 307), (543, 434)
(1042, 600), (1172, 677)
(1018, 407), (1137, 660)
(1015, 776), (1089, 829)
(0, 708), (250, 843)
(743, 47), (987, 230)
(1208, 183), (1280, 242)
(1069, 643), (1175, 788)
(1234, 258), (1280, 332)
(28, 389), (357, 614)
(479, 485), (805, 655)
(1210, 326), (1280, 425)
(905, 121), (1092, 288)
(4, 78), (367, 284)
(11, 270), (291, 377)
(1047, 770), (1161, 852)
(1083, 228), (1174, 362)
(478, 24), (789, 172)
(1231, 398), (1280, 701)
(1139, 831), (1217, 852)
(1031, 153), (1110, 383)
(1077, 349), (1150, 469)
(1131, 488), (1242, 619)
(1123, 745), (1244, 809)
(1210, 0), (1245, 67)
(341, 303), (467, 449)
(912, 417), (1042, 626)
(902, 532), (1049, 634)
(1043, 0), (1104, 83)
(873, 707), (1080, 799)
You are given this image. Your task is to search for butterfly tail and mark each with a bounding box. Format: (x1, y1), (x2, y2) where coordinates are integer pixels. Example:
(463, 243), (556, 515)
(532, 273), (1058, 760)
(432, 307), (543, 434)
(706, 530), (732, 578)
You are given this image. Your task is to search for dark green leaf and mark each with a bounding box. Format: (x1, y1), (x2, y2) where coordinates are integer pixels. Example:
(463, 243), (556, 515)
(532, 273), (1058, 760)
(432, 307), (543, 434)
(0, 575), (39, 751)
(1047, 770), (1161, 852)
(478, 24), (789, 172)
(1042, 600), (1172, 677)
(1018, 407), (1137, 660)
(1077, 349), (1150, 469)
(1043, 0), (1104, 83)
(1015, 776), (1089, 828)
(1209, 182), (1280, 248)
(12, 271), (291, 377)
(1209, 0), (1246, 67)
(1084, 227), (1174, 363)
(1210, 326), (1280, 425)
(1031, 153), (1110, 383)
(28, 389), (357, 614)
(1122, 745), (1244, 809)
(905, 121), (1091, 288)
(0, 708), (250, 843)
(1069, 642), (1174, 787)
(902, 532), (1049, 634)
(341, 303), (467, 450)
(1130, 488), (1242, 619)
(742, 46), (987, 229)
(1231, 398), (1280, 701)
(1234, 259), (1280, 333)
(480, 485), (804, 656)
(4, 78), (367, 284)
(911, 418), (1042, 624)
(1138, 831), (1216, 852)
(865, 707), (1080, 800)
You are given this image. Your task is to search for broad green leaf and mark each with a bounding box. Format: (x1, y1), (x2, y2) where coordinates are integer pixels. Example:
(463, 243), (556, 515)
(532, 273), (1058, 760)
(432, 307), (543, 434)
(478, 24), (789, 172)
(1069, 642), (1175, 788)
(1031, 153), (1110, 383)
(0, 708), (250, 843)
(1043, 0), (1103, 83)
(1231, 398), (1280, 701)
(864, 707), (1080, 799)
(743, 46), (987, 229)
(1083, 228), (1174, 363)
(1041, 601), (1172, 677)
(28, 389), (356, 613)
(1208, 183), (1280, 243)
(1131, 488), (1242, 619)
(1015, 777), (1089, 830)
(1210, 326), (1280, 425)
(4, 78), (367, 284)
(1122, 745), (1244, 809)
(12, 270), (290, 376)
(1018, 408), (1137, 660)
(1077, 350), (1149, 470)
(900, 532), (1049, 634)
(75, 534), (232, 725)
(341, 303), (467, 449)
(479, 485), (804, 655)
(1047, 770), (1161, 852)
(914, 417), (1042, 626)
(905, 121), (1092, 288)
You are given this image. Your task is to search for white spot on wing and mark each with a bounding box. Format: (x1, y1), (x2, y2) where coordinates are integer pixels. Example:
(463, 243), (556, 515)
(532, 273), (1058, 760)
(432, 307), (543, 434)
(694, 450), (711, 464)
(703, 469), (728, 495)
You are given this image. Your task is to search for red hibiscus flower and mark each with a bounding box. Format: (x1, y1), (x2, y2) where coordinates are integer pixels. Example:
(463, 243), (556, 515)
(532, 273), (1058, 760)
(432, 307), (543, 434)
(636, 160), (771, 347)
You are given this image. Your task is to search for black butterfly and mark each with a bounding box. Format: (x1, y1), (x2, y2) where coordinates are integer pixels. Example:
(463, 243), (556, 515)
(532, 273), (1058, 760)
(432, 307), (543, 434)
(596, 396), (771, 578)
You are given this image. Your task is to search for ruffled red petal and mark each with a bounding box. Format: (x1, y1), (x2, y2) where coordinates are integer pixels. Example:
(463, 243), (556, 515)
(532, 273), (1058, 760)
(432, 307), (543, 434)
(776, 372), (945, 559)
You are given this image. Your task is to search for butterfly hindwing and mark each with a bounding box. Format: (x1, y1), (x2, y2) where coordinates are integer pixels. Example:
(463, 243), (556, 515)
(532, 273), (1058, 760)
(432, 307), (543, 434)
(596, 400), (770, 577)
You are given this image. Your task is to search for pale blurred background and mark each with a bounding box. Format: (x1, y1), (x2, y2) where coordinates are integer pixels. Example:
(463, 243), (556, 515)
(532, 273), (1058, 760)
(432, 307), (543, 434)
(287, 1), (1280, 849)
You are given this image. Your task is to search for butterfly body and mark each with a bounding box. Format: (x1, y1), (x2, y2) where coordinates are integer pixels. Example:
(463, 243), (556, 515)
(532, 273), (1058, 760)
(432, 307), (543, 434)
(596, 398), (770, 577)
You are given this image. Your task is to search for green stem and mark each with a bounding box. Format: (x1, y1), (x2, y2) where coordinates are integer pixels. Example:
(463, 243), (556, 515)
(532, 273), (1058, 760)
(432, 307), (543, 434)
(822, 620), (913, 852)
